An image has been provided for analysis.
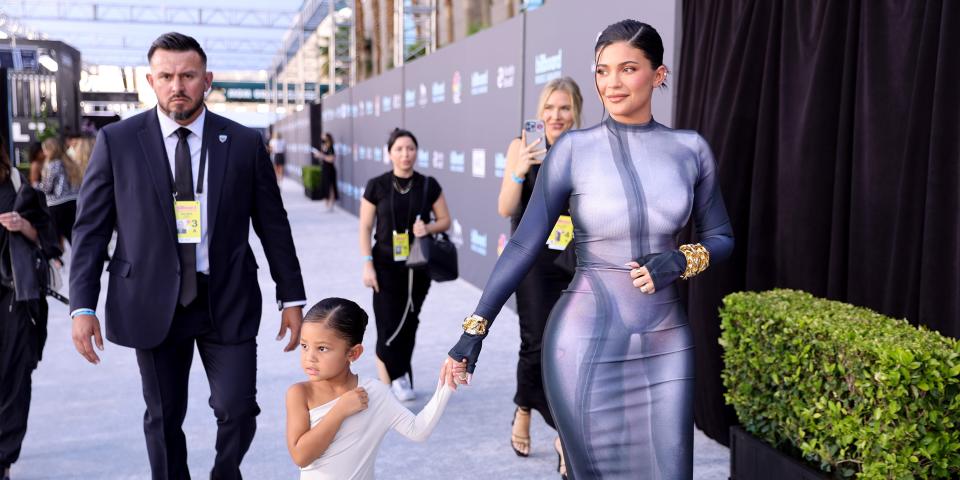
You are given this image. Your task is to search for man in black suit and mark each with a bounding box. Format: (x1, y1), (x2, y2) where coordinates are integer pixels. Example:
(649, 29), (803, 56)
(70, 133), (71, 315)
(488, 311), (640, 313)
(69, 33), (306, 480)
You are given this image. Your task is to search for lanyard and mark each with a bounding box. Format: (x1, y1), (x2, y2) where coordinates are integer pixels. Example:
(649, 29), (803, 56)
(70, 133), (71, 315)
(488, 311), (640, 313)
(388, 174), (415, 233)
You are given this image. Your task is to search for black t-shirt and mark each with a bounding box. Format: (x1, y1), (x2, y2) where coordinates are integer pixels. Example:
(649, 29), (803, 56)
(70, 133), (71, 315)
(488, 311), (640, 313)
(363, 171), (442, 264)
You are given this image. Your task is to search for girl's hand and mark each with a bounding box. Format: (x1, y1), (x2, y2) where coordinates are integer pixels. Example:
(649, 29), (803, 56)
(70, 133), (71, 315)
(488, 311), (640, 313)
(626, 261), (656, 294)
(332, 387), (369, 418)
(362, 262), (379, 293)
(412, 219), (428, 238)
(441, 357), (468, 390)
(514, 130), (547, 177)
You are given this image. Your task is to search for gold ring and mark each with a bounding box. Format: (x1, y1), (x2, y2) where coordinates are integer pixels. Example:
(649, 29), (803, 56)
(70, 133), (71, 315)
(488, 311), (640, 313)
(458, 372), (467, 381)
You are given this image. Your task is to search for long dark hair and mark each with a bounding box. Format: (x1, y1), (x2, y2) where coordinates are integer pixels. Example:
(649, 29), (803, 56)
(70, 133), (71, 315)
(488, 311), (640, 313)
(303, 297), (369, 346)
(594, 19), (667, 87)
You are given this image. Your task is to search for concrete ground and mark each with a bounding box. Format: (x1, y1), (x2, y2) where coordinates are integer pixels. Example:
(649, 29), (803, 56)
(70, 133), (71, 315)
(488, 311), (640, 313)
(13, 178), (729, 479)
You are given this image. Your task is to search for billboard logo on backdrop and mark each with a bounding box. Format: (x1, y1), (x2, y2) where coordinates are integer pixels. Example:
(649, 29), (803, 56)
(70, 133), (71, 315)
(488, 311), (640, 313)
(449, 150), (465, 173)
(535, 49), (563, 84)
(365, 101), (374, 116)
(471, 70), (489, 95)
(497, 65), (516, 89)
(393, 94), (401, 109)
(432, 150), (445, 170)
(419, 84), (428, 106)
(376, 95), (383, 115)
(451, 219), (464, 247)
(417, 149), (429, 169)
(470, 229), (488, 256)
(472, 149), (486, 178)
(352, 143), (358, 162)
(374, 147), (383, 164)
(406, 89), (417, 108)
(494, 152), (506, 178)
(452, 71), (462, 104)
(431, 81), (446, 104)
(497, 233), (507, 256)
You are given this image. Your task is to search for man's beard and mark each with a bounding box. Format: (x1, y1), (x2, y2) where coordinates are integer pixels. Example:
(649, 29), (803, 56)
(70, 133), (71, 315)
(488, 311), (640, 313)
(161, 96), (204, 122)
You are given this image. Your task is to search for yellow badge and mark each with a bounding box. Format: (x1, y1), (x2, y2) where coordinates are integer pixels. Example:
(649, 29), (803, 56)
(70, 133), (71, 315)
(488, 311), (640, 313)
(546, 215), (574, 251)
(392, 230), (410, 261)
(175, 200), (202, 244)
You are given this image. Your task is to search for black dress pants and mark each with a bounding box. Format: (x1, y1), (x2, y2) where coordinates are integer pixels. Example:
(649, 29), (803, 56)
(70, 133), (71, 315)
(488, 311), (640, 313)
(0, 288), (40, 471)
(135, 276), (260, 480)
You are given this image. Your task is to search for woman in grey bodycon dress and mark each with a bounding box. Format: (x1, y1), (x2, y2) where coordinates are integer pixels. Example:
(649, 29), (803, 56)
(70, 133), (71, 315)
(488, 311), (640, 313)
(448, 20), (734, 479)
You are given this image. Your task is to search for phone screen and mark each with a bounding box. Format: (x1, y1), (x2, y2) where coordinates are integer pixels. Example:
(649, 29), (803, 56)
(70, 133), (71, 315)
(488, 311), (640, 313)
(523, 119), (546, 160)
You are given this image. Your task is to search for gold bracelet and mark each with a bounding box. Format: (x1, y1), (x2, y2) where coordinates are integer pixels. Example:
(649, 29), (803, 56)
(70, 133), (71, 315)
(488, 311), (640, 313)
(462, 314), (490, 336)
(679, 243), (710, 280)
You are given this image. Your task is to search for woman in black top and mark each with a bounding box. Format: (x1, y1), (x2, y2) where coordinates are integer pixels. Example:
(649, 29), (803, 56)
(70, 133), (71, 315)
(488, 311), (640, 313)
(316, 133), (338, 212)
(358, 128), (451, 401)
(497, 77), (582, 472)
(0, 139), (61, 480)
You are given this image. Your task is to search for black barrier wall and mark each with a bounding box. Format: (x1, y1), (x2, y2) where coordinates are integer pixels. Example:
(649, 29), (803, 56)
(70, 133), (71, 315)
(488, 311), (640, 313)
(315, 0), (680, 289)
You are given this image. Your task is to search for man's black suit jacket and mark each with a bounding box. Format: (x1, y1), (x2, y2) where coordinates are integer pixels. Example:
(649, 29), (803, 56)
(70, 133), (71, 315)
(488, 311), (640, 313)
(70, 108), (306, 349)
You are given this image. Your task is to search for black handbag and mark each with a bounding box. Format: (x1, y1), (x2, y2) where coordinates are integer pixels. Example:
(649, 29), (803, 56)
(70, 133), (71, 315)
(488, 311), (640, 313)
(405, 176), (458, 282)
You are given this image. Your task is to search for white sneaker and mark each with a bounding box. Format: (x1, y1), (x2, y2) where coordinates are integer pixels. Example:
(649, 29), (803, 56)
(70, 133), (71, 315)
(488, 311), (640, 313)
(391, 377), (416, 402)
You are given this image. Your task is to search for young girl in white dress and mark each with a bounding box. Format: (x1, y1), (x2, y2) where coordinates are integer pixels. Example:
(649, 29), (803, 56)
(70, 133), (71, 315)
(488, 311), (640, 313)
(286, 297), (465, 479)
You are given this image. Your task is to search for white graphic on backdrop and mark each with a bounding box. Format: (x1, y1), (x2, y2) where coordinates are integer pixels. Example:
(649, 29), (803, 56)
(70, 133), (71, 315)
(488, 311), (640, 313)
(497, 65), (516, 88)
(431, 81), (446, 103)
(470, 229), (488, 256)
(494, 152), (506, 178)
(535, 49), (563, 84)
(449, 150), (465, 173)
(419, 84), (428, 106)
(406, 89), (416, 108)
(451, 219), (464, 247)
(472, 149), (486, 178)
(471, 70), (489, 95)
(452, 71), (462, 104)
(417, 149), (429, 169)
(393, 94), (401, 109)
(432, 151), (445, 170)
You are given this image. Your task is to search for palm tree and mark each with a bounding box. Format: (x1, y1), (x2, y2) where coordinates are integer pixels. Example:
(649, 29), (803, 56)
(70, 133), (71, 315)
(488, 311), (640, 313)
(371, 0), (382, 75)
(354, 0), (368, 81)
(385, 0), (395, 69)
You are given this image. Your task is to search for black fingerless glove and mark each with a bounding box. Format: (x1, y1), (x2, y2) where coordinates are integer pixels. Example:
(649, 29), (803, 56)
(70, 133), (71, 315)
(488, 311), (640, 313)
(639, 250), (687, 290)
(448, 332), (485, 374)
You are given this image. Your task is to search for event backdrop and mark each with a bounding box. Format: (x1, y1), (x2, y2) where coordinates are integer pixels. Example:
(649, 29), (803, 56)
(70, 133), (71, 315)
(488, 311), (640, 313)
(316, 0), (680, 288)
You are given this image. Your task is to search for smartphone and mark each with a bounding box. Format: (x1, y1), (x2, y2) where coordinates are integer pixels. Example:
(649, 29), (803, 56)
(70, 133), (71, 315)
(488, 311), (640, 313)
(523, 119), (546, 161)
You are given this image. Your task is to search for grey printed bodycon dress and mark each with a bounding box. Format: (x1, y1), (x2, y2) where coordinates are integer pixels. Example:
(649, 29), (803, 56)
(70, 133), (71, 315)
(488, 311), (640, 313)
(450, 116), (733, 479)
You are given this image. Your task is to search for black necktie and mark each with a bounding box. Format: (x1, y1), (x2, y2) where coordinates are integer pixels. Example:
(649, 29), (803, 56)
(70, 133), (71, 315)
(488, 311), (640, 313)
(175, 127), (197, 306)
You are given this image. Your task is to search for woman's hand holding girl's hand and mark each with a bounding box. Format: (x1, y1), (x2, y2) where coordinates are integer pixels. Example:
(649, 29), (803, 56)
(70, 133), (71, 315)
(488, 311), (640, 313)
(332, 387), (368, 418)
(441, 357), (469, 390)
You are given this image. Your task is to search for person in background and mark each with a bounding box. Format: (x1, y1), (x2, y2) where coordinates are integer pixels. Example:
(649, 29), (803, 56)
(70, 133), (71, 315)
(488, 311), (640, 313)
(72, 137), (95, 174)
(0, 136), (61, 480)
(496, 76), (583, 473)
(269, 131), (287, 183)
(26, 142), (44, 186)
(358, 128), (451, 402)
(34, 138), (81, 246)
(315, 133), (338, 212)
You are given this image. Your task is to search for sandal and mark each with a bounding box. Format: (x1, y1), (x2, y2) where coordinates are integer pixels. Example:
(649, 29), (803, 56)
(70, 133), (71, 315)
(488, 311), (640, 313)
(510, 407), (532, 457)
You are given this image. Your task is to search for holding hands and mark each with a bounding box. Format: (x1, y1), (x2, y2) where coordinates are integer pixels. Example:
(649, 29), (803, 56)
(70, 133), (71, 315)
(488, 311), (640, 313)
(441, 357), (469, 389)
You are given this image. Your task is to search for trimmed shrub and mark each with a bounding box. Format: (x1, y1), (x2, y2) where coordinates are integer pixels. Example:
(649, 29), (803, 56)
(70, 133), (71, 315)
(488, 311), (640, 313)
(720, 289), (960, 479)
(301, 165), (323, 192)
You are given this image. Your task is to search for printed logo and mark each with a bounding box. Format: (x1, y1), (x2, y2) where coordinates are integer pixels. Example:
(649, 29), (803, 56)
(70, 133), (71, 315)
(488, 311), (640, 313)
(419, 84), (428, 106)
(535, 49), (563, 84)
(451, 219), (464, 247)
(471, 149), (486, 178)
(470, 229), (488, 256)
(393, 94), (401, 109)
(449, 150), (465, 173)
(471, 70), (489, 95)
(497, 65), (516, 89)
(405, 89), (417, 108)
(497, 233), (507, 256)
(432, 150), (445, 170)
(431, 81), (446, 104)
(451, 71), (462, 104)
(494, 152), (506, 178)
(380, 95), (390, 113)
(375, 95), (382, 116)
(417, 149), (430, 169)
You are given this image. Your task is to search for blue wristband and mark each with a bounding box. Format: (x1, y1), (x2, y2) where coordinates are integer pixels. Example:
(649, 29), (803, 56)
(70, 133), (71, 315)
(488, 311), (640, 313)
(71, 308), (96, 318)
(362, 255), (373, 262)
(510, 172), (525, 184)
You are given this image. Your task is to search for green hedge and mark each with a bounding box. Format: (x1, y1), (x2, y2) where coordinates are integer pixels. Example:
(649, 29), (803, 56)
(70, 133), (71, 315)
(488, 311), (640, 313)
(301, 165), (322, 191)
(720, 289), (960, 479)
